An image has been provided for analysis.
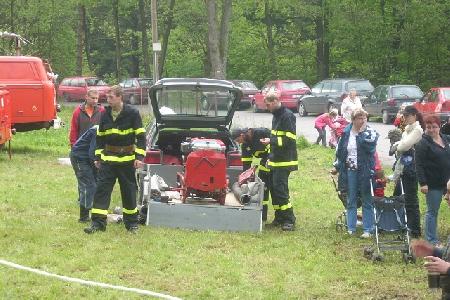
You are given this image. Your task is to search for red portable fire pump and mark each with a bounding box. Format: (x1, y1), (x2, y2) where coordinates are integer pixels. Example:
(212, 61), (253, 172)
(177, 138), (228, 205)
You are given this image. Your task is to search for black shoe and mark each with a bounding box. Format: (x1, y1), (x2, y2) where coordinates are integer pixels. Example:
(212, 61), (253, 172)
(84, 224), (106, 234)
(281, 223), (295, 231)
(78, 207), (91, 223)
(127, 226), (138, 234)
(265, 219), (283, 227)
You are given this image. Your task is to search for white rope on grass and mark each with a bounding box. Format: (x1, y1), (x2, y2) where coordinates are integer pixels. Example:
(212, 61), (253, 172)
(0, 259), (182, 300)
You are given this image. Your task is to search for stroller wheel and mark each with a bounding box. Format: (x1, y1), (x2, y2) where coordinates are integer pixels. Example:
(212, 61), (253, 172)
(372, 253), (384, 262)
(363, 246), (374, 258)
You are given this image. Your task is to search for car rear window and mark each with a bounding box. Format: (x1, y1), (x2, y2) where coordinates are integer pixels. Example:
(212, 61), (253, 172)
(281, 81), (308, 90)
(0, 62), (38, 80)
(443, 89), (450, 100)
(86, 78), (107, 86)
(155, 86), (237, 117)
(138, 79), (153, 87)
(235, 81), (257, 90)
(392, 86), (423, 98)
(346, 81), (374, 92)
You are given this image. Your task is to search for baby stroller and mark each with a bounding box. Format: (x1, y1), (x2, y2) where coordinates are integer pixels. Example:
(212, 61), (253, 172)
(328, 117), (349, 148)
(363, 181), (415, 263)
(330, 174), (362, 232)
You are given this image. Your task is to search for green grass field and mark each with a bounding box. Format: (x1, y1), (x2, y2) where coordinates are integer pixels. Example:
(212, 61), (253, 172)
(0, 105), (448, 299)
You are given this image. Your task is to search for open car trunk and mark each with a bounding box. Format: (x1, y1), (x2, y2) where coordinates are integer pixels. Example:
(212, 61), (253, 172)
(138, 78), (264, 232)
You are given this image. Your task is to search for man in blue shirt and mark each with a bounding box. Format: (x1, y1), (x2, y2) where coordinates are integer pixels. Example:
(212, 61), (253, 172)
(70, 125), (98, 222)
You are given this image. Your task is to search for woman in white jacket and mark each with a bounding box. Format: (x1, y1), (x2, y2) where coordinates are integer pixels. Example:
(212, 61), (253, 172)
(389, 106), (425, 238)
(341, 89), (362, 122)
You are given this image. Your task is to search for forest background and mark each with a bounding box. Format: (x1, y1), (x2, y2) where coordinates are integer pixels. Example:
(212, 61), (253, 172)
(0, 0), (448, 90)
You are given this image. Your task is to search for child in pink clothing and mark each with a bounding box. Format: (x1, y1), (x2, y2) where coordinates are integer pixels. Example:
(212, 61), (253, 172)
(314, 109), (338, 146)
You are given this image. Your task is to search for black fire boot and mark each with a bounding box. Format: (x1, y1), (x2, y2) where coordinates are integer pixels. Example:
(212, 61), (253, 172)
(84, 223), (106, 234)
(78, 207), (91, 223)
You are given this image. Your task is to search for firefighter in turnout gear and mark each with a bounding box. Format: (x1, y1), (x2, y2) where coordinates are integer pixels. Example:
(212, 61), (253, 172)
(261, 93), (298, 231)
(232, 127), (271, 221)
(84, 85), (146, 234)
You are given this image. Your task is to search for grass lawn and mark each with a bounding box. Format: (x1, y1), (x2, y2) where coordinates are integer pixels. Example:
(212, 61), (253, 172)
(0, 104), (448, 299)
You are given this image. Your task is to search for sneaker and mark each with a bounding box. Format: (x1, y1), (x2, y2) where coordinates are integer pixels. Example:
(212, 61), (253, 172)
(127, 226), (138, 234)
(84, 224), (106, 234)
(360, 232), (372, 239)
(347, 230), (355, 235)
(281, 223), (295, 231)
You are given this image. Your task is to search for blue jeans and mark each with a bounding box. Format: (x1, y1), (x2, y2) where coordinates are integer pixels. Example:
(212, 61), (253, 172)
(347, 169), (374, 233)
(424, 188), (445, 245)
(70, 155), (97, 209)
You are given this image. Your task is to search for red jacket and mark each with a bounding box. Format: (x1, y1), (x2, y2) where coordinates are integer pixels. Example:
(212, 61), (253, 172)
(314, 113), (336, 129)
(69, 103), (104, 146)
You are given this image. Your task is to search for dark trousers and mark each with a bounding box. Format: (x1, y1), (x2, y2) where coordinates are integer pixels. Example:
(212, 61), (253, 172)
(91, 163), (138, 229)
(270, 168), (296, 224)
(70, 154), (97, 210)
(394, 172), (421, 236)
(258, 169), (271, 221)
(315, 127), (326, 146)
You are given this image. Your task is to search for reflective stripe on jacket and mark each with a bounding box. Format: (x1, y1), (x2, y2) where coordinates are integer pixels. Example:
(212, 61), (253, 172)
(95, 104), (146, 164)
(268, 106), (298, 171)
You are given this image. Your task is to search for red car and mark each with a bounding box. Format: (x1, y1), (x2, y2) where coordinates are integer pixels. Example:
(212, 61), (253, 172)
(252, 80), (310, 112)
(119, 77), (153, 105)
(57, 76), (110, 102)
(413, 87), (450, 121)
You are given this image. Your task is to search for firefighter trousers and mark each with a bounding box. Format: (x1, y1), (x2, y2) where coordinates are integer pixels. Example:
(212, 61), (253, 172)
(258, 169), (271, 221)
(270, 168), (296, 224)
(91, 162), (138, 229)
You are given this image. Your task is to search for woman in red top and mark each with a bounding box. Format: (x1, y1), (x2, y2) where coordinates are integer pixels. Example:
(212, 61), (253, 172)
(314, 108), (338, 146)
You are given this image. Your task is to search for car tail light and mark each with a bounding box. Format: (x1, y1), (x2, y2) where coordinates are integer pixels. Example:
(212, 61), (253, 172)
(227, 150), (242, 167)
(387, 98), (396, 106)
(144, 149), (162, 164)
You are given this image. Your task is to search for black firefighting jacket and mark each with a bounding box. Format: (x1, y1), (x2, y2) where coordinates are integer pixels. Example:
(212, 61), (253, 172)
(268, 106), (298, 171)
(95, 104), (146, 164)
(241, 128), (271, 172)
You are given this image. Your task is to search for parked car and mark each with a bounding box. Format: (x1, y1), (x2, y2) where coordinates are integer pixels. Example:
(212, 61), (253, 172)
(57, 76), (110, 102)
(364, 85), (423, 124)
(413, 87), (450, 122)
(252, 80), (310, 112)
(0, 56), (59, 132)
(229, 80), (258, 110)
(119, 77), (153, 105)
(140, 78), (244, 196)
(297, 78), (374, 117)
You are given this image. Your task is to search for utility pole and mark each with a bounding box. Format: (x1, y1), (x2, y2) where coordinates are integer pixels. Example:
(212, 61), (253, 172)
(151, 0), (160, 83)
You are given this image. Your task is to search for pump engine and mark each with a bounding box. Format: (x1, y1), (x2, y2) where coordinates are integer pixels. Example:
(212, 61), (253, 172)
(177, 138), (228, 205)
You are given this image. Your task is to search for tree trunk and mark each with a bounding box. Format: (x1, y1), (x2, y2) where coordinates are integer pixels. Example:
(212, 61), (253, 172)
(112, 0), (121, 81)
(206, 0), (232, 79)
(315, 0), (329, 80)
(76, 4), (85, 76)
(10, 0), (15, 33)
(159, 0), (175, 77)
(264, 0), (278, 78)
(139, 0), (151, 77)
(83, 5), (92, 72)
(130, 12), (140, 77)
(206, 0), (223, 79)
(219, 0), (232, 77)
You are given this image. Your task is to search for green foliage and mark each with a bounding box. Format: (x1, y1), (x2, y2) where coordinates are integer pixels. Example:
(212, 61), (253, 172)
(296, 135), (310, 150)
(0, 0), (448, 89)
